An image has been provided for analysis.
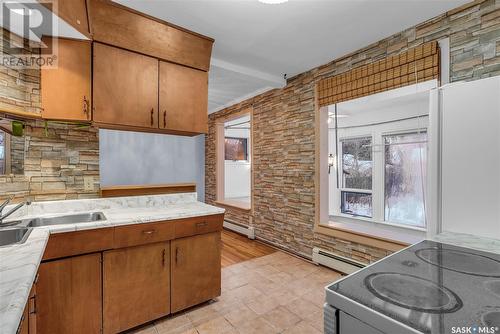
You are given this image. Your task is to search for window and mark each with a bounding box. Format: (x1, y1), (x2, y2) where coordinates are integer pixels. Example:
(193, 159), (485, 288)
(340, 137), (373, 217)
(384, 132), (427, 228)
(331, 127), (427, 229)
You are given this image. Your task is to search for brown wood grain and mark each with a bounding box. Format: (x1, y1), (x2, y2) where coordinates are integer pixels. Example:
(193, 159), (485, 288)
(37, 253), (102, 334)
(92, 43), (159, 128)
(100, 183), (196, 198)
(42, 227), (114, 261)
(159, 61), (208, 133)
(41, 38), (91, 121)
(173, 214), (224, 239)
(103, 243), (170, 334)
(221, 229), (276, 268)
(88, 0), (213, 71)
(40, 0), (90, 38)
(318, 41), (440, 106)
(113, 221), (175, 249)
(170, 232), (221, 313)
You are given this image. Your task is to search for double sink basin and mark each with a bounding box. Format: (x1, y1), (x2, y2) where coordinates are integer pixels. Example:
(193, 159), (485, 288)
(0, 212), (106, 247)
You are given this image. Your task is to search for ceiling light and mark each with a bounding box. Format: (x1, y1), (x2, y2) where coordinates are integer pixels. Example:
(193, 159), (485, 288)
(258, 0), (289, 4)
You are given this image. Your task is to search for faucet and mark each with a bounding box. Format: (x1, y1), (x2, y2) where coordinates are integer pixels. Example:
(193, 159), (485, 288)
(0, 195), (31, 226)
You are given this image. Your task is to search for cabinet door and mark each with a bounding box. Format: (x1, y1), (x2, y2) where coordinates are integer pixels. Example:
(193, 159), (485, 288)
(28, 283), (37, 334)
(159, 61), (208, 134)
(41, 38), (91, 121)
(37, 253), (102, 334)
(103, 242), (170, 334)
(171, 232), (221, 313)
(93, 43), (158, 128)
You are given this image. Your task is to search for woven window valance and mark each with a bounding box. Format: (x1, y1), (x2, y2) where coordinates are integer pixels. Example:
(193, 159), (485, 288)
(318, 41), (440, 107)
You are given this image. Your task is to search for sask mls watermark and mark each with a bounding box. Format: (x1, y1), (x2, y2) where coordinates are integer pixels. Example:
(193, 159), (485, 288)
(1, 0), (58, 69)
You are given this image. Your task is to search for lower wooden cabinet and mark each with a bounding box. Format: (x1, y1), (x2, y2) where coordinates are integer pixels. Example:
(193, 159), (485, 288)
(37, 253), (102, 334)
(103, 242), (170, 334)
(18, 282), (37, 334)
(171, 232), (221, 312)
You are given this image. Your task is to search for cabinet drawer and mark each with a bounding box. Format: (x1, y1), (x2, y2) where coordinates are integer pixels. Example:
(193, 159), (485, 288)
(174, 214), (223, 239)
(42, 228), (114, 260)
(114, 221), (175, 248)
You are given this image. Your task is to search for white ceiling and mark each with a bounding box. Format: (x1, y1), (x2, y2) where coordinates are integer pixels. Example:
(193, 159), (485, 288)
(115, 0), (469, 114)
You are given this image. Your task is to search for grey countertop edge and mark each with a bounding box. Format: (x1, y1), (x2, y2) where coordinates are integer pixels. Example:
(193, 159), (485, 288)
(0, 201), (225, 334)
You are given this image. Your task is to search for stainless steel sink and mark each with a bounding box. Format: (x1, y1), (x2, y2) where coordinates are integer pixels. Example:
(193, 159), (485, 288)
(5, 212), (107, 228)
(24, 212), (106, 227)
(0, 227), (32, 247)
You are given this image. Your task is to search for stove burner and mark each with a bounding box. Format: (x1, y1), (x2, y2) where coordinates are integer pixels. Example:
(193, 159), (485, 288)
(364, 272), (462, 313)
(481, 308), (500, 328)
(484, 281), (500, 298)
(416, 248), (500, 277)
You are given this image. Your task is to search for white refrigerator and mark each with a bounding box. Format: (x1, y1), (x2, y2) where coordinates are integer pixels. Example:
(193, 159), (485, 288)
(428, 75), (500, 239)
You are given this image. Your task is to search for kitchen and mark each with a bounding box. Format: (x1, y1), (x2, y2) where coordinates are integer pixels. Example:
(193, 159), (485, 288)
(0, 0), (499, 334)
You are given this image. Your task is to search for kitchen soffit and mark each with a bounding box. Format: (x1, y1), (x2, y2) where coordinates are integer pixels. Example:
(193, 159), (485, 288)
(114, 0), (469, 114)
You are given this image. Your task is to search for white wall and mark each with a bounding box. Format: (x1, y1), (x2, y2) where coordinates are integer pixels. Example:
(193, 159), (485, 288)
(224, 121), (250, 199)
(99, 129), (205, 201)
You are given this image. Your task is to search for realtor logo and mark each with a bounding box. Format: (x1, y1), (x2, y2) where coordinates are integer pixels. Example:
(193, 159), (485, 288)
(1, 0), (58, 69)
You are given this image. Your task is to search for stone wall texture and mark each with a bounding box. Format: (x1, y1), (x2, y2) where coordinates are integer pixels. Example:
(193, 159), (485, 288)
(0, 29), (42, 116)
(206, 0), (500, 262)
(1, 29), (100, 202)
(0, 120), (100, 202)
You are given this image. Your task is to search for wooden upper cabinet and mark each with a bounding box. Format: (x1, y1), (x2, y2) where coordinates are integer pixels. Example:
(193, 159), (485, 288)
(37, 253), (102, 334)
(103, 243), (170, 334)
(159, 62), (208, 134)
(41, 38), (91, 121)
(88, 0), (213, 71)
(170, 232), (221, 313)
(40, 0), (90, 38)
(93, 43), (159, 128)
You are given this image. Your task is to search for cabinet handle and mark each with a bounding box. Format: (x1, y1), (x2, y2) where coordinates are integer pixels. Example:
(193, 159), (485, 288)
(83, 96), (89, 116)
(29, 294), (36, 315)
(196, 222), (208, 228)
(163, 110), (166, 128)
(142, 229), (156, 235)
(175, 247), (179, 265)
(162, 248), (166, 267)
(150, 108), (154, 126)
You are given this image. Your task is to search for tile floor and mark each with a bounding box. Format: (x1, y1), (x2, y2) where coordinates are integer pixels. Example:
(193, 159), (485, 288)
(128, 251), (342, 334)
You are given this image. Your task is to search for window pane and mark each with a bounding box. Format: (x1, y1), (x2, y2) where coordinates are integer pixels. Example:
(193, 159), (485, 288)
(341, 191), (373, 218)
(384, 132), (427, 228)
(341, 137), (372, 190)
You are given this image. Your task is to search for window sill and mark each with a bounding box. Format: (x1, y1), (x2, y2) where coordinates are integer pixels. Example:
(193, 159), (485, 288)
(214, 200), (251, 211)
(318, 215), (426, 247)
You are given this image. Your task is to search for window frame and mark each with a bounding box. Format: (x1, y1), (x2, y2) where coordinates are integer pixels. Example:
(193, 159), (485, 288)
(330, 118), (428, 231)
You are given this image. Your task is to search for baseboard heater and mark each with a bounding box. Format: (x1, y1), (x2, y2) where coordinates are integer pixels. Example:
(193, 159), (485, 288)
(223, 220), (255, 239)
(312, 247), (366, 275)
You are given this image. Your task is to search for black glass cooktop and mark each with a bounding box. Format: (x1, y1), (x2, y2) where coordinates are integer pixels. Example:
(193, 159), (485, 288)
(328, 240), (500, 333)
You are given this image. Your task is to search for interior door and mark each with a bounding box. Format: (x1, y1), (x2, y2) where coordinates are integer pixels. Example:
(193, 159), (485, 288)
(93, 43), (159, 128)
(170, 232), (221, 312)
(103, 242), (170, 334)
(159, 61), (208, 133)
(37, 253), (102, 334)
(439, 76), (500, 239)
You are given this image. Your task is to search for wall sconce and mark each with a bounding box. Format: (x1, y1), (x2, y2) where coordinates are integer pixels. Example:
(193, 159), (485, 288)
(328, 153), (335, 174)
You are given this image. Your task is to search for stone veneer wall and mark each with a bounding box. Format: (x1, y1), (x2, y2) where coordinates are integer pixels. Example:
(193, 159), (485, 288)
(1, 28), (100, 202)
(0, 120), (100, 202)
(206, 0), (500, 263)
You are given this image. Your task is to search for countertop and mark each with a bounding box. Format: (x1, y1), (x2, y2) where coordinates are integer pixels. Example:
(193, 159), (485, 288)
(0, 193), (224, 334)
(430, 231), (500, 255)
